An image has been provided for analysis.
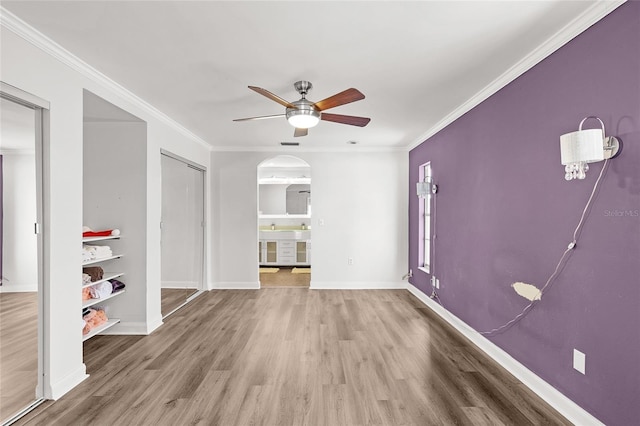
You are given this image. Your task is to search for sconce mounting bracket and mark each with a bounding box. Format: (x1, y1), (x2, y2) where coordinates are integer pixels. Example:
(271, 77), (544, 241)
(603, 136), (621, 160)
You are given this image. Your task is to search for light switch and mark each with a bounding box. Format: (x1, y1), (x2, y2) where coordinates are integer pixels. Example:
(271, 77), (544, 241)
(573, 349), (586, 374)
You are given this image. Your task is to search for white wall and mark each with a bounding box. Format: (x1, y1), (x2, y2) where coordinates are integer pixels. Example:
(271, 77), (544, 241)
(0, 152), (38, 292)
(1, 26), (211, 399)
(84, 121), (150, 332)
(211, 150), (408, 289)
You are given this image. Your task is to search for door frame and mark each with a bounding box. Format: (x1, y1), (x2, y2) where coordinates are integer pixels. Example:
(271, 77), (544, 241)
(159, 149), (207, 307)
(1, 81), (50, 419)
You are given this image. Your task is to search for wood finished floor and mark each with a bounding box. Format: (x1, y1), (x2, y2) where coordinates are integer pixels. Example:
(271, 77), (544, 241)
(0, 292), (38, 424)
(16, 289), (571, 426)
(260, 267), (310, 288)
(162, 288), (199, 317)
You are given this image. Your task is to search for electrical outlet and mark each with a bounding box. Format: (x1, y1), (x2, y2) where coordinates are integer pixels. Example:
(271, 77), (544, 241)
(573, 349), (586, 374)
(348, 257), (354, 265)
(431, 276), (440, 289)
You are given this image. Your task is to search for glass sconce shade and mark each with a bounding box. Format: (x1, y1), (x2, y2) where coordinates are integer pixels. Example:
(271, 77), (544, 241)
(416, 182), (430, 198)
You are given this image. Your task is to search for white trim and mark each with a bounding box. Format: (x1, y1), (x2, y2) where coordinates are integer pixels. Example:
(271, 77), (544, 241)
(211, 145), (408, 153)
(0, 7), (212, 151)
(407, 0), (626, 150)
(161, 280), (200, 289)
(103, 319), (163, 335)
(0, 282), (38, 292)
(47, 365), (88, 400)
(211, 281), (260, 290)
(0, 148), (36, 155)
(406, 283), (605, 426)
(310, 281), (406, 290)
(1, 81), (50, 109)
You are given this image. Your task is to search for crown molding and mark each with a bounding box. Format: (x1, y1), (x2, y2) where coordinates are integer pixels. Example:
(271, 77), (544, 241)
(211, 144), (408, 153)
(407, 0), (627, 151)
(0, 6), (212, 151)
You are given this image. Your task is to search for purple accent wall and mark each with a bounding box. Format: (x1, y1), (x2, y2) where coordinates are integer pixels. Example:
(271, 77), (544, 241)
(0, 155), (3, 285)
(408, 3), (639, 425)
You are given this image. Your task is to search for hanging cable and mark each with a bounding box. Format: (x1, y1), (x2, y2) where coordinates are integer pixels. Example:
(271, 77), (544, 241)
(478, 158), (610, 336)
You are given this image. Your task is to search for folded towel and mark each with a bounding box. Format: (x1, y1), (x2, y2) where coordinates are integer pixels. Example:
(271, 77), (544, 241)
(83, 266), (104, 282)
(110, 279), (126, 292)
(83, 227), (120, 237)
(89, 281), (113, 299)
(83, 244), (113, 260)
(82, 308), (108, 335)
(82, 287), (92, 301)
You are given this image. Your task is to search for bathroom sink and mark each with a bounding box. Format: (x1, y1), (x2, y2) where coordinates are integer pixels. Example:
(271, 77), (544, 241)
(259, 230), (311, 240)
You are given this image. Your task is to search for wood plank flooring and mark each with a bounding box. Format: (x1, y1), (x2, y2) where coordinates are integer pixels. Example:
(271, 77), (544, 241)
(161, 288), (199, 317)
(0, 292), (38, 424)
(16, 289), (571, 425)
(260, 267), (310, 288)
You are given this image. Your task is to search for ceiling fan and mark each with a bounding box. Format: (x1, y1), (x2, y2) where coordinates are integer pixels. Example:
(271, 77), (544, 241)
(233, 81), (370, 137)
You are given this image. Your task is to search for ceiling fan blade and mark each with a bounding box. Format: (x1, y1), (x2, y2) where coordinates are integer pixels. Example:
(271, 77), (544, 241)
(233, 114), (285, 122)
(313, 88), (365, 111)
(248, 86), (296, 108)
(294, 128), (308, 137)
(321, 113), (371, 127)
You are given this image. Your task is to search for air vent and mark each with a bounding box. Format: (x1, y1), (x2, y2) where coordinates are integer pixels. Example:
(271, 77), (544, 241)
(280, 142), (299, 146)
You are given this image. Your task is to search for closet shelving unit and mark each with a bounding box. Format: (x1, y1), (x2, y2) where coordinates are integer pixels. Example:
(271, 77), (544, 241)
(82, 234), (124, 342)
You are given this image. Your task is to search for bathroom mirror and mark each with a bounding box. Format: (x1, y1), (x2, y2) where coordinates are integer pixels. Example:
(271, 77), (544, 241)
(259, 183), (310, 216)
(258, 155), (311, 217)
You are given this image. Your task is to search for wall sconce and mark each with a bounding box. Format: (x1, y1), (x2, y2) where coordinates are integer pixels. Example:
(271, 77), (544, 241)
(560, 116), (620, 180)
(417, 179), (438, 198)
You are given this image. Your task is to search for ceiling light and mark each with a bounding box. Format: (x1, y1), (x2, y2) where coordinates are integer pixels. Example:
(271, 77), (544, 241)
(286, 99), (320, 129)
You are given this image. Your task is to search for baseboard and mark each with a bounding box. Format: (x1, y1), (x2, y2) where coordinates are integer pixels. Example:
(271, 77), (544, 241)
(161, 280), (199, 289)
(210, 281), (260, 290)
(47, 364), (88, 400)
(310, 281), (406, 290)
(103, 320), (162, 335)
(0, 282), (37, 292)
(406, 283), (604, 426)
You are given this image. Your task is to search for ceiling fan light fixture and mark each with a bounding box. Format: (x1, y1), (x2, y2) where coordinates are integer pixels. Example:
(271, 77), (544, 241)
(287, 111), (320, 129)
(286, 99), (320, 129)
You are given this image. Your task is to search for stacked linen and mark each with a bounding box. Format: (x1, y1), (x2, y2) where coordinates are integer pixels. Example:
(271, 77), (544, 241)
(82, 307), (109, 335)
(82, 244), (113, 262)
(82, 246), (93, 263)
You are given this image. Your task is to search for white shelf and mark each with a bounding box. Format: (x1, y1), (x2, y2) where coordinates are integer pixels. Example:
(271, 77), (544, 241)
(82, 254), (123, 266)
(82, 235), (120, 243)
(82, 289), (126, 309)
(82, 272), (124, 289)
(82, 319), (120, 341)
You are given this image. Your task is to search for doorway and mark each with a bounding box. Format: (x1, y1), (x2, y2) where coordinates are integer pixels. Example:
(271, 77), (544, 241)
(0, 84), (47, 424)
(160, 152), (205, 317)
(257, 156), (311, 288)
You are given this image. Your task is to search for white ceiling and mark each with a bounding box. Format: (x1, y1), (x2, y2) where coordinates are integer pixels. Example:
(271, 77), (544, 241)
(2, 1), (603, 150)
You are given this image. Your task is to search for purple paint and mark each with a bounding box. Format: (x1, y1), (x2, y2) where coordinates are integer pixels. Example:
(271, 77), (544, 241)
(0, 155), (3, 284)
(408, 3), (640, 425)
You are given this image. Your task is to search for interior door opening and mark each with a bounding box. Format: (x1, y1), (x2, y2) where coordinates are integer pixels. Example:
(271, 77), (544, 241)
(160, 151), (206, 317)
(257, 155), (311, 288)
(0, 83), (48, 424)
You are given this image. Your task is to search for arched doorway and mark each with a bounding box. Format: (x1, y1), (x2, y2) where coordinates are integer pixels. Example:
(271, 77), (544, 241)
(257, 156), (311, 287)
